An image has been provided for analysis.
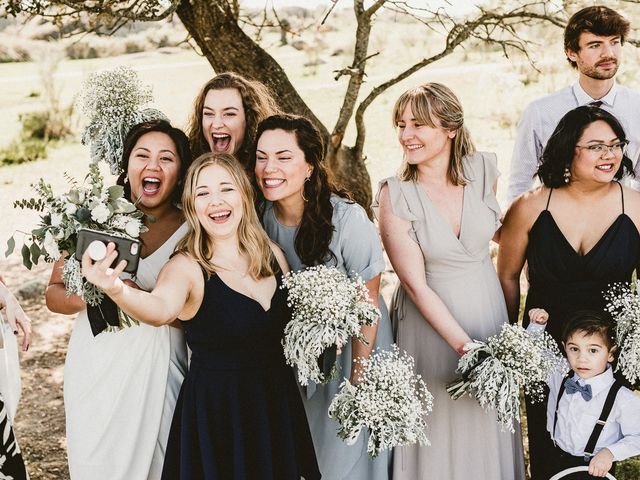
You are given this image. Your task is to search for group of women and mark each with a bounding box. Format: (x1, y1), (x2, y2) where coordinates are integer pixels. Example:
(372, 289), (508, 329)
(39, 70), (640, 480)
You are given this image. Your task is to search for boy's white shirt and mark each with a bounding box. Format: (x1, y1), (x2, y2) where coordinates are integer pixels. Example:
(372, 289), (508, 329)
(526, 322), (640, 461)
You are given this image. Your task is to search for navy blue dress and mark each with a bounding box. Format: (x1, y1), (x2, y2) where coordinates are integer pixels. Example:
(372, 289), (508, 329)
(161, 272), (320, 480)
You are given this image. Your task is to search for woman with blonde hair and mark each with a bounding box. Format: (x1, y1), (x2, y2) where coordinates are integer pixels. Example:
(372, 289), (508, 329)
(82, 153), (320, 480)
(188, 72), (280, 169)
(375, 83), (524, 479)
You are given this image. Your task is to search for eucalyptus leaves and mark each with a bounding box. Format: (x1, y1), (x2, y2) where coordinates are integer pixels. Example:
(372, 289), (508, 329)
(281, 265), (379, 386)
(7, 163), (146, 307)
(446, 323), (564, 432)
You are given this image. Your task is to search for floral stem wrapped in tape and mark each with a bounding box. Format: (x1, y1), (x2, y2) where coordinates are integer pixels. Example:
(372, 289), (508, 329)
(281, 265), (379, 386)
(446, 323), (564, 433)
(329, 345), (433, 458)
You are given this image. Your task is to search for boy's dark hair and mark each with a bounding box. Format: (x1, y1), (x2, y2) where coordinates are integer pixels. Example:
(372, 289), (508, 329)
(564, 6), (630, 68)
(562, 310), (616, 351)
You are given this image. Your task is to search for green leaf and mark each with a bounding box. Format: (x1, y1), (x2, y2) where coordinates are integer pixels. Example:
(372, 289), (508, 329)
(21, 243), (32, 270)
(107, 185), (124, 200)
(30, 242), (41, 265)
(5, 237), (15, 257)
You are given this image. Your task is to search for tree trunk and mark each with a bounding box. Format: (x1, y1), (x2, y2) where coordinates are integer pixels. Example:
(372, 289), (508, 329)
(176, 0), (373, 213)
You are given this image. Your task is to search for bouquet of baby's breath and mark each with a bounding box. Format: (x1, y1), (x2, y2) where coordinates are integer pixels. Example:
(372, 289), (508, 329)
(329, 345), (433, 458)
(446, 323), (564, 432)
(281, 265), (380, 386)
(6, 163), (146, 319)
(605, 282), (640, 385)
(80, 66), (167, 174)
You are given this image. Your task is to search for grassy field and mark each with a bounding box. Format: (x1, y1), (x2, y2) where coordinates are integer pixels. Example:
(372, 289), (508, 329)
(1, 8), (640, 478)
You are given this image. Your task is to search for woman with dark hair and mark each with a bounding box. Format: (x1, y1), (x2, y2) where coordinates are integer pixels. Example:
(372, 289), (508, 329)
(498, 105), (640, 478)
(187, 72), (279, 169)
(46, 119), (193, 479)
(253, 114), (393, 479)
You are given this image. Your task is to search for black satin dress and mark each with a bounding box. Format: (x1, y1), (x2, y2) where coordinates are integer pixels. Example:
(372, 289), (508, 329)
(522, 184), (640, 479)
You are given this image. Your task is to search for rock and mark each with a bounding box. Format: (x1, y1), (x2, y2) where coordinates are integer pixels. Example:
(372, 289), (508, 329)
(17, 278), (46, 301)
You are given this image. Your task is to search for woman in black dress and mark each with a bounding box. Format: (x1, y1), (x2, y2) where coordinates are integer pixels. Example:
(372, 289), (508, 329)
(81, 153), (320, 480)
(498, 105), (640, 479)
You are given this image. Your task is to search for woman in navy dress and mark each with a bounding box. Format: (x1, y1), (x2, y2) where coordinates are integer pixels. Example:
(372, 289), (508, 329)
(82, 153), (320, 480)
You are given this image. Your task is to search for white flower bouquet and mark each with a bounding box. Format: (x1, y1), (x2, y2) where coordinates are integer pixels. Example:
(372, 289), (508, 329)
(328, 345), (433, 458)
(605, 282), (640, 385)
(6, 163), (146, 331)
(281, 265), (379, 386)
(80, 66), (167, 175)
(446, 323), (564, 432)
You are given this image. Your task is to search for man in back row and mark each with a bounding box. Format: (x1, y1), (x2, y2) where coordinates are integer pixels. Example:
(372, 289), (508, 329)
(507, 5), (640, 203)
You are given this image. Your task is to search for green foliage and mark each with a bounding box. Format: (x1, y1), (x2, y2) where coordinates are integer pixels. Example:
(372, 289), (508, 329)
(0, 138), (47, 165)
(19, 107), (73, 141)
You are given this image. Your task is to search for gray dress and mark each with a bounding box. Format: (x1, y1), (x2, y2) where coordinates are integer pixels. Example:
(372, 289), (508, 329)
(262, 194), (393, 480)
(374, 153), (525, 480)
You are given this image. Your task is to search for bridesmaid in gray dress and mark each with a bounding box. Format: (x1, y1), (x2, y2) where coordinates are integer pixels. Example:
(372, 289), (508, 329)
(375, 83), (525, 479)
(252, 114), (393, 480)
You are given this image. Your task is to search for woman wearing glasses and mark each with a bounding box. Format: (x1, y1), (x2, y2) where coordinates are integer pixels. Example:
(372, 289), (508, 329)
(498, 105), (640, 478)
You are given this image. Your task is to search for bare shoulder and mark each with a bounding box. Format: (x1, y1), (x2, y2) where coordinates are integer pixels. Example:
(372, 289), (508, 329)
(164, 252), (201, 280)
(503, 186), (548, 230)
(621, 185), (640, 225)
(269, 241), (290, 274)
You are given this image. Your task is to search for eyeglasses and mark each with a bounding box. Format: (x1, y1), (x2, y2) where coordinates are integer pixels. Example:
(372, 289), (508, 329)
(575, 141), (628, 156)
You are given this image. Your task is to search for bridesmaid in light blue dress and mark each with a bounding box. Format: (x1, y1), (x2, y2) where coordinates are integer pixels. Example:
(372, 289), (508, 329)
(252, 114), (393, 480)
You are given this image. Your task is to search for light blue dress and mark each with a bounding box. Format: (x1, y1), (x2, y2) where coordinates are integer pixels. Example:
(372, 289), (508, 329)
(262, 194), (393, 480)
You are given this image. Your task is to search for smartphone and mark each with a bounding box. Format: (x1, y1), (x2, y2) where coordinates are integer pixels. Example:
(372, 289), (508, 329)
(75, 228), (141, 274)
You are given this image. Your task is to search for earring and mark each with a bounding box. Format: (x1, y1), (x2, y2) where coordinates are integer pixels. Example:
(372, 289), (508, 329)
(563, 166), (571, 184)
(301, 176), (310, 203)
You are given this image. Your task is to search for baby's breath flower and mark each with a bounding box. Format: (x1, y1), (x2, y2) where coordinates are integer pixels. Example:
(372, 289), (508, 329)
(329, 345), (433, 458)
(446, 323), (564, 432)
(79, 66), (167, 174)
(605, 282), (640, 384)
(281, 265), (380, 385)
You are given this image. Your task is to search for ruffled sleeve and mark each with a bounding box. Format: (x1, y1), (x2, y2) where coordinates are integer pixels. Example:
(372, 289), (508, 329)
(467, 151), (502, 230)
(372, 177), (417, 222)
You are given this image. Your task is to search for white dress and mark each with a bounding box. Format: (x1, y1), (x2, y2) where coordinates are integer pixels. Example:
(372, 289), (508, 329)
(64, 224), (188, 480)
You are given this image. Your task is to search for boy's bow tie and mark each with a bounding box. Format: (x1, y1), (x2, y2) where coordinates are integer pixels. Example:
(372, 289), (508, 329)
(565, 377), (593, 401)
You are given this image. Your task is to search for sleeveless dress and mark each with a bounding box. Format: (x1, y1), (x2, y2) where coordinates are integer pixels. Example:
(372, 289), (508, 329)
(262, 195), (393, 480)
(160, 271), (320, 480)
(0, 395), (27, 480)
(374, 153), (525, 480)
(523, 184), (640, 479)
(64, 223), (189, 480)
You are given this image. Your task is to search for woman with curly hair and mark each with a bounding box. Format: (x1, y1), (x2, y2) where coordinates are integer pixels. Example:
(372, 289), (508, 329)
(187, 72), (279, 169)
(252, 113), (393, 480)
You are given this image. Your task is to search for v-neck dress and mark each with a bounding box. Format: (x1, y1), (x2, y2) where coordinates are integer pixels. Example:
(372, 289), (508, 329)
(160, 272), (320, 480)
(64, 223), (189, 480)
(375, 152), (525, 480)
(522, 183), (640, 479)
(262, 195), (393, 480)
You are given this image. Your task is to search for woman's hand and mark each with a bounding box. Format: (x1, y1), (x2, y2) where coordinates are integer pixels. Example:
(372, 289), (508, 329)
(0, 282), (31, 351)
(81, 242), (128, 298)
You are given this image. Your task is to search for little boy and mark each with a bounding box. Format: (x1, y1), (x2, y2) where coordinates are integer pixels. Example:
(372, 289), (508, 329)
(527, 308), (640, 478)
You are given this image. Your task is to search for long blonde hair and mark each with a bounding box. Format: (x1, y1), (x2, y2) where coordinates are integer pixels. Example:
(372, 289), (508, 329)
(176, 153), (276, 279)
(392, 82), (475, 185)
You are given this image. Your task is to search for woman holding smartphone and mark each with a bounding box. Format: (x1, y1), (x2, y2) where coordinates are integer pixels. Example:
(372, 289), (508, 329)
(46, 120), (192, 479)
(81, 153), (320, 480)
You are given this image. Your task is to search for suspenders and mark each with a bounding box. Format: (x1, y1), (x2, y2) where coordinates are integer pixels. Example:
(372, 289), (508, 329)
(553, 370), (624, 461)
